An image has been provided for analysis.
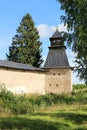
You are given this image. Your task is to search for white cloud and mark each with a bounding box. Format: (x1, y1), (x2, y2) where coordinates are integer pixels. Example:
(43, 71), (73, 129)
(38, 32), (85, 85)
(67, 52), (75, 66)
(37, 23), (67, 38)
(58, 23), (68, 32)
(37, 24), (55, 38)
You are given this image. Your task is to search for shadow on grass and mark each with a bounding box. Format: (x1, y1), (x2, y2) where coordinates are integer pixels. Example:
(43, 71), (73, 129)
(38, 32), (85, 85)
(0, 116), (70, 130)
(57, 112), (87, 125)
(29, 111), (87, 130)
(0, 111), (87, 130)
(33, 111), (87, 125)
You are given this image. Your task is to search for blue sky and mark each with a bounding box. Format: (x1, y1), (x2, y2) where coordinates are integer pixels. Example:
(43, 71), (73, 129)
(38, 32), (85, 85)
(0, 0), (84, 84)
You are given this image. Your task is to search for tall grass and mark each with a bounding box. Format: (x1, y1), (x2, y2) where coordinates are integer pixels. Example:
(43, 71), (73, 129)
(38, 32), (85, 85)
(0, 84), (87, 129)
(0, 83), (87, 115)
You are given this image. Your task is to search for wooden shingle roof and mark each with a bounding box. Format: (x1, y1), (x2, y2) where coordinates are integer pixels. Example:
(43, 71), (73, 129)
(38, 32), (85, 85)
(50, 29), (62, 39)
(44, 29), (73, 69)
(44, 47), (71, 68)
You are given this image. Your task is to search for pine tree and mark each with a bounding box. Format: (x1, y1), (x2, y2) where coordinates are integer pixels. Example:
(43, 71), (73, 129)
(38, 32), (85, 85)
(6, 13), (43, 67)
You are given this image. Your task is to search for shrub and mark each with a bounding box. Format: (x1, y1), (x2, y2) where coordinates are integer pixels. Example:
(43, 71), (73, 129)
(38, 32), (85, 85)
(73, 84), (87, 90)
(0, 83), (15, 101)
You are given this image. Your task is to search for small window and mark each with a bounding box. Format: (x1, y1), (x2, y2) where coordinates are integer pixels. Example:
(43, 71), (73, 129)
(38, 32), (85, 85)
(49, 84), (51, 86)
(56, 84), (58, 87)
(53, 73), (56, 75)
(58, 73), (60, 76)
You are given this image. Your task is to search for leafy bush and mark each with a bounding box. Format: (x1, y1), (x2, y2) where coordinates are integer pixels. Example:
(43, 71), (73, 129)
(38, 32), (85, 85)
(73, 84), (87, 90)
(0, 83), (17, 114)
(0, 83), (15, 101)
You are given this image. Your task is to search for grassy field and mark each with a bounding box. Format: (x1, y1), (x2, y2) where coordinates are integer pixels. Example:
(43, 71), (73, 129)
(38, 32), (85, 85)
(0, 84), (87, 130)
(0, 104), (87, 130)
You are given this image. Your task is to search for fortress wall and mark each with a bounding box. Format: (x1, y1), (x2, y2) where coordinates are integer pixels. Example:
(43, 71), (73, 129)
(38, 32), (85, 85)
(0, 67), (46, 94)
(0, 67), (72, 95)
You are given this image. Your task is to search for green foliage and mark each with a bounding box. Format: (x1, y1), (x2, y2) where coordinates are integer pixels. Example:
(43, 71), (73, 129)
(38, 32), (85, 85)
(0, 84), (87, 129)
(0, 83), (14, 100)
(0, 83), (16, 115)
(57, 0), (87, 84)
(0, 105), (87, 129)
(73, 84), (87, 90)
(0, 84), (87, 115)
(6, 13), (43, 67)
(75, 57), (87, 85)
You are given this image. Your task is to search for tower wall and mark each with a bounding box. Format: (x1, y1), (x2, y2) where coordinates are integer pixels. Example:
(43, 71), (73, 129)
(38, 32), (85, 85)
(45, 68), (72, 94)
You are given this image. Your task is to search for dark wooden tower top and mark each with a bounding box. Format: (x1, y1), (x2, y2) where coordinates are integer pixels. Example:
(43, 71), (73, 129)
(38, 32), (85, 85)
(49, 28), (64, 47)
(44, 29), (72, 69)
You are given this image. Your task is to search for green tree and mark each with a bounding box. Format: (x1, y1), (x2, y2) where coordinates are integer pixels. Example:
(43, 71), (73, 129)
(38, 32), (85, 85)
(57, 0), (87, 84)
(6, 13), (43, 67)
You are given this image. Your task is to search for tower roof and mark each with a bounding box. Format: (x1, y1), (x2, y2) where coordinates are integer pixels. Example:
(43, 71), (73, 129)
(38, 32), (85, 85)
(44, 29), (73, 69)
(44, 47), (70, 68)
(50, 29), (62, 39)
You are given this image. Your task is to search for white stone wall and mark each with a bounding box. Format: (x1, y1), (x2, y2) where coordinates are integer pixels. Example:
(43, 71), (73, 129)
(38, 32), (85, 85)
(0, 68), (46, 94)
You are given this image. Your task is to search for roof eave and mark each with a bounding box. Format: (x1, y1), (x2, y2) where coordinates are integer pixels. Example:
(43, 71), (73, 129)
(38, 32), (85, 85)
(44, 66), (74, 70)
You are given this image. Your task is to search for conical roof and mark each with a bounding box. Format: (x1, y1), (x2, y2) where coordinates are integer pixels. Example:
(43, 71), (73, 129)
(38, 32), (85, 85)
(50, 29), (62, 39)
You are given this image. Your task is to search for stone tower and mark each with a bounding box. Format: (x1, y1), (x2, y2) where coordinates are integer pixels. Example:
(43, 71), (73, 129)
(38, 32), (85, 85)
(44, 29), (73, 94)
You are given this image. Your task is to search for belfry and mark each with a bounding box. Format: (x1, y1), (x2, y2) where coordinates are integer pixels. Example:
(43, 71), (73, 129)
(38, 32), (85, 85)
(44, 29), (73, 94)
